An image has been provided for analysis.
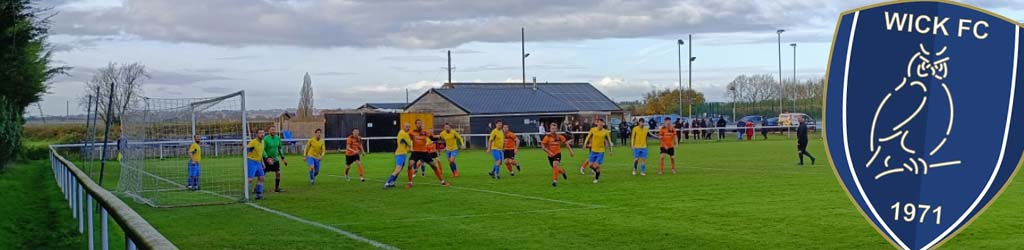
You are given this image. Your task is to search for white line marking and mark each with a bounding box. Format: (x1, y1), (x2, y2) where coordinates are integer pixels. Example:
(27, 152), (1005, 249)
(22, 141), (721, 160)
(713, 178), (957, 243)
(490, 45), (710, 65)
(326, 175), (605, 208)
(122, 163), (397, 249)
(893, 96), (928, 131)
(330, 206), (608, 226)
(884, 156), (891, 168)
(247, 203), (399, 250)
(924, 26), (1020, 250)
(899, 131), (916, 154)
(875, 168), (904, 180)
(871, 93), (893, 150)
(682, 166), (821, 175)
(866, 146), (882, 167)
(879, 131), (903, 142)
(842, 11), (911, 249)
(929, 160), (962, 169)
(930, 138), (948, 156)
(942, 83), (955, 135)
(910, 80), (929, 92)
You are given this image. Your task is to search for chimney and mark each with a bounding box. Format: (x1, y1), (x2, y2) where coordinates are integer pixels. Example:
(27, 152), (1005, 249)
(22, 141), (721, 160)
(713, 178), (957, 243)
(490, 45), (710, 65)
(532, 77), (537, 90)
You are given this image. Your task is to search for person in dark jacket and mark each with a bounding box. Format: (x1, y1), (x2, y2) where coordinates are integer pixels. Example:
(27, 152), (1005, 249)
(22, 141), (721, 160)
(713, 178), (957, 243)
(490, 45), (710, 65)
(797, 117), (815, 165)
(675, 118), (684, 142)
(737, 120), (746, 141)
(682, 119), (690, 140)
(761, 120), (769, 140)
(716, 116), (726, 140)
(648, 118), (657, 130)
(619, 120), (630, 145)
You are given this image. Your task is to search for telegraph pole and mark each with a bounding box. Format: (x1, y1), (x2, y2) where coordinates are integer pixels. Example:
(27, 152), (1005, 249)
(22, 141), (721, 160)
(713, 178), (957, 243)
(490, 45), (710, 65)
(447, 50), (452, 84)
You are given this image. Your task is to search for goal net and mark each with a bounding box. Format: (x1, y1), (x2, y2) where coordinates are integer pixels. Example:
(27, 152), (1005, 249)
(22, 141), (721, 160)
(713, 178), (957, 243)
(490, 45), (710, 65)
(118, 91), (249, 207)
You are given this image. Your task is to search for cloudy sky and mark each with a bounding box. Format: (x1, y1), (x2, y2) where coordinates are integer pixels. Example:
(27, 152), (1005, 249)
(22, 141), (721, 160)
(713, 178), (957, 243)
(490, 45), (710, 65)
(32, 0), (1024, 116)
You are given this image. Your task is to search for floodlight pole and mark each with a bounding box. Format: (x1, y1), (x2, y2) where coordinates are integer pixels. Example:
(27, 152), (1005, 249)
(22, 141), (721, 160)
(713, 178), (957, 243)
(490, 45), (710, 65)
(677, 39), (683, 117)
(791, 43), (797, 113)
(687, 34), (693, 119)
(777, 29), (785, 114)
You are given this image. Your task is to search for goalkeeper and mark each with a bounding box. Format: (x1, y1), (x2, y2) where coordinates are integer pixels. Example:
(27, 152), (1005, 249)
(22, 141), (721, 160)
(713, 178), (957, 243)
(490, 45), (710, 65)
(264, 126), (287, 193)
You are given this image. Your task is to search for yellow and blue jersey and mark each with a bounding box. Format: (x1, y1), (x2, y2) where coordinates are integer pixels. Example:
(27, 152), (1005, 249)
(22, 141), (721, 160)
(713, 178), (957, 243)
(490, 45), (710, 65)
(488, 128), (504, 150)
(246, 139), (264, 161)
(304, 137), (325, 158)
(440, 130), (463, 151)
(189, 142), (202, 163)
(587, 127), (611, 153)
(395, 130), (412, 155)
(631, 126), (649, 148)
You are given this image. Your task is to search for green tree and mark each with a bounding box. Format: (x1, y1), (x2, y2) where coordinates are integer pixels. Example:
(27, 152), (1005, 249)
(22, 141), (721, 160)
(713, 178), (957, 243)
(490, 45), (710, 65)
(0, 1), (68, 168)
(640, 88), (705, 116)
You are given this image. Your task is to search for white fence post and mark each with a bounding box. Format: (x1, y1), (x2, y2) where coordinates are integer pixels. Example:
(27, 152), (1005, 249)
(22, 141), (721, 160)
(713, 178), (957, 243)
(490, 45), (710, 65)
(88, 196), (95, 250)
(101, 208), (109, 250)
(78, 184), (84, 233)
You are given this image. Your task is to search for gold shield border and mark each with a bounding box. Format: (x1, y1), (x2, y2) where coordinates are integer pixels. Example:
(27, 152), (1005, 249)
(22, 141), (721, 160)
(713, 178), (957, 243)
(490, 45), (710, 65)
(821, 0), (1024, 249)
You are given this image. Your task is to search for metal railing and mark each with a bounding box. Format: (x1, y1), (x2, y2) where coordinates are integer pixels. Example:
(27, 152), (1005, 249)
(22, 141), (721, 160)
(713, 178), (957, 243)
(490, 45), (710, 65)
(49, 146), (178, 250)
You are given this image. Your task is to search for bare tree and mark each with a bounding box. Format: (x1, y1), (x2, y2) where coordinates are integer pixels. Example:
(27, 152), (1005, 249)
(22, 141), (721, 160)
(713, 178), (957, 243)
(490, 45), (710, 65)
(79, 62), (149, 124)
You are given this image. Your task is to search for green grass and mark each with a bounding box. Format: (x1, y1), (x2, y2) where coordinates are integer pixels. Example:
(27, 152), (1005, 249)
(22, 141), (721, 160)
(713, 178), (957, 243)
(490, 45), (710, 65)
(0, 160), (85, 249)
(33, 135), (1024, 249)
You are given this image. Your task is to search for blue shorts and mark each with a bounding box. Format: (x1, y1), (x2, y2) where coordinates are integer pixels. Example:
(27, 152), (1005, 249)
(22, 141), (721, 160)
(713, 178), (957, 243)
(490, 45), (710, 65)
(188, 162), (200, 177)
(446, 150), (459, 159)
(633, 148), (648, 159)
(491, 150), (504, 162)
(306, 157), (321, 169)
(588, 152), (605, 165)
(395, 154), (408, 167)
(247, 159), (264, 178)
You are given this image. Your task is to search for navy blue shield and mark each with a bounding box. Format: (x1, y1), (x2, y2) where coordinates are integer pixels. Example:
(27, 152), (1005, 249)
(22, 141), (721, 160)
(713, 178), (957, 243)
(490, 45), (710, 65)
(825, 1), (1024, 249)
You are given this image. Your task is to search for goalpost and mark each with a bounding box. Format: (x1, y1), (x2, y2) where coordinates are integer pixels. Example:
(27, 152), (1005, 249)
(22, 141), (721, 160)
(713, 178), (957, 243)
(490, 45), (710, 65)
(118, 91), (249, 207)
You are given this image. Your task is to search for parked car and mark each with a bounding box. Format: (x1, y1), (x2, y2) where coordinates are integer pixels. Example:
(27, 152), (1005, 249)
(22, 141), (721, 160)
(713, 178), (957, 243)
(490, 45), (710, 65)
(739, 115), (764, 124)
(778, 113), (814, 127)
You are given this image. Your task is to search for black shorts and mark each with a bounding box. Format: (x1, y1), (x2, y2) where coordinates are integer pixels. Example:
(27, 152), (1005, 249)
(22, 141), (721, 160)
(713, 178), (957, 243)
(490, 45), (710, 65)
(797, 143), (808, 151)
(430, 152), (439, 160)
(411, 152), (432, 163)
(263, 158), (281, 172)
(660, 147), (676, 156)
(503, 150), (516, 159)
(345, 155), (360, 165)
(547, 153), (562, 166)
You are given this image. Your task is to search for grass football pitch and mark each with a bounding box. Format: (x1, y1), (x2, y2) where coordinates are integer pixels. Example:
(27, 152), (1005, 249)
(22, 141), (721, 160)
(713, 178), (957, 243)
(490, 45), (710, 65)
(71, 135), (1024, 249)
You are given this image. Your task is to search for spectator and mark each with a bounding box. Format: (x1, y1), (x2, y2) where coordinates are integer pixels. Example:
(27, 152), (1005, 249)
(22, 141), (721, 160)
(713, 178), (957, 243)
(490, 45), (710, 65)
(619, 120), (630, 145)
(746, 120), (755, 141)
(648, 118), (657, 130)
(761, 120), (769, 140)
(675, 118), (684, 142)
(737, 120), (746, 141)
(682, 119), (690, 140)
(716, 116), (726, 140)
(572, 120), (583, 145)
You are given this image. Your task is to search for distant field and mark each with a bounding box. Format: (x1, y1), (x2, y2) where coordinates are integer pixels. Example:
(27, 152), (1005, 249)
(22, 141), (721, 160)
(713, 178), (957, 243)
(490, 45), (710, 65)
(48, 135), (1024, 249)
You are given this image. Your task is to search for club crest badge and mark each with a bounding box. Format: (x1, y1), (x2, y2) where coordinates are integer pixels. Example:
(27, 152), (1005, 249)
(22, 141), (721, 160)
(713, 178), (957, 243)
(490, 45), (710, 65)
(824, 1), (1024, 249)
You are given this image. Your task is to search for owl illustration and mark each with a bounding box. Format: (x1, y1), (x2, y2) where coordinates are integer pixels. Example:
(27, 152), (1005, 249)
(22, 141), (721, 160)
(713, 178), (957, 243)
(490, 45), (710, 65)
(867, 44), (961, 180)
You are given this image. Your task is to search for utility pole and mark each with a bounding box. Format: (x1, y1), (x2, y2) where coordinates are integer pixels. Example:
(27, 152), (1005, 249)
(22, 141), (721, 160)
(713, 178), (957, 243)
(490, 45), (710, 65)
(36, 103), (46, 124)
(66, 100), (69, 118)
(521, 27), (527, 86)
(777, 29), (785, 114)
(447, 50), (452, 84)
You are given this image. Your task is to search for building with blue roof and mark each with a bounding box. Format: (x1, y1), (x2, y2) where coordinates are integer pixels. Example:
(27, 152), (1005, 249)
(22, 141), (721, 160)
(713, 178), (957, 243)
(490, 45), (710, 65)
(405, 82), (623, 147)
